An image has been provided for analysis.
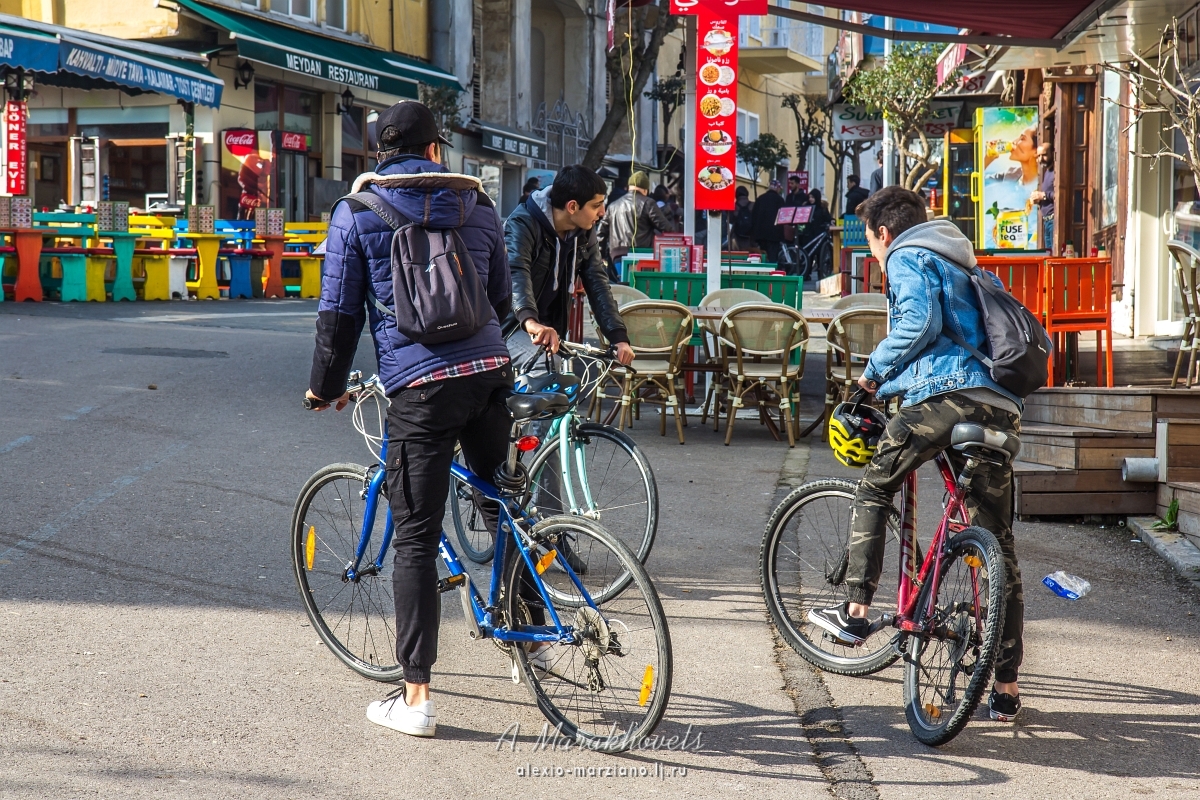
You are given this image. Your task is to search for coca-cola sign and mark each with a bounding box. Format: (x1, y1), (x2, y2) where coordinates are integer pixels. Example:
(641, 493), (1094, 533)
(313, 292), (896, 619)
(280, 131), (306, 152)
(223, 129), (259, 157)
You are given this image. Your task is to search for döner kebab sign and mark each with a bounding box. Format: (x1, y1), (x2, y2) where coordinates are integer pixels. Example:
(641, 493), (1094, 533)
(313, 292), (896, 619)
(670, 0), (766, 211)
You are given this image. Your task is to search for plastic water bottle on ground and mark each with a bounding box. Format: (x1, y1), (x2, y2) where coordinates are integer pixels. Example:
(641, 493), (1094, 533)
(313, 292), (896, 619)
(1042, 571), (1091, 600)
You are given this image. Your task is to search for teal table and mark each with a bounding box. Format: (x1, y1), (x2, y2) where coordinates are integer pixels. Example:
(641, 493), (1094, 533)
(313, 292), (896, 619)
(102, 231), (140, 302)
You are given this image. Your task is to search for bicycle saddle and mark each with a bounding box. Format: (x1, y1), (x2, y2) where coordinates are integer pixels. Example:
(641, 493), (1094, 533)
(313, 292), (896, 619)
(506, 391), (571, 421)
(950, 423), (1021, 463)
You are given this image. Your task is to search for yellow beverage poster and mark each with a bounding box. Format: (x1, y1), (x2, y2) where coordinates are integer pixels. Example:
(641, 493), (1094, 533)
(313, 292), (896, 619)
(977, 107), (1038, 250)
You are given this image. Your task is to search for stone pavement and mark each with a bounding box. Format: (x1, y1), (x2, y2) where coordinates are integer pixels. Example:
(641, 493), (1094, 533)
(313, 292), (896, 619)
(1, 300), (1198, 799)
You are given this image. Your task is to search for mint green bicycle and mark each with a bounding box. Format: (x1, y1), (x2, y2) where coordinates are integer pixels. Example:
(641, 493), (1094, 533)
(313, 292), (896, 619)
(449, 341), (659, 570)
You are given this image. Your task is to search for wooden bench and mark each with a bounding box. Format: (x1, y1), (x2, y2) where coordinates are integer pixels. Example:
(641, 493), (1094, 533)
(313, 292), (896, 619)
(35, 213), (107, 302)
(284, 225), (327, 299)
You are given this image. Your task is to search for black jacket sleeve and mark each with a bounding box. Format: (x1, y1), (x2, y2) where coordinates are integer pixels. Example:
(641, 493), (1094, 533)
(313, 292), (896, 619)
(578, 229), (629, 345)
(505, 212), (541, 328)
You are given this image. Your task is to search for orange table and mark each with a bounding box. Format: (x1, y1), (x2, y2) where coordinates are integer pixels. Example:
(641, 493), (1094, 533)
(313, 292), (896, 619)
(259, 234), (287, 298)
(3, 228), (46, 302)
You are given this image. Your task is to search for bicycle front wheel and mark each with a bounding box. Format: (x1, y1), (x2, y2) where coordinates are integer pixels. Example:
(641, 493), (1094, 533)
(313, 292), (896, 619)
(291, 463), (403, 682)
(525, 422), (658, 565)
(903, 525), (1005, 746)
(504, 516), (672, 753)
(760, 479), (901, 676)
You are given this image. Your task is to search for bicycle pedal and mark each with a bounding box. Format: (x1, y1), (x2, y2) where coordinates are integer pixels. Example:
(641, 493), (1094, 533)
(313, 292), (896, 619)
(436, 574), (466, 593)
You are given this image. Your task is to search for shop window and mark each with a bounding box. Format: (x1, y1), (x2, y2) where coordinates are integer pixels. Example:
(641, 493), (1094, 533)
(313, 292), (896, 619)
(283, 86), (320, 150)
(342, 105), (365, 179)
(326, 0), (345, 29)
(1099, 71), (1120, 230)
(736, 109), (759, 179)
(255, 82), (279, 131)
(270, 0), (312, 20)
(463, 159), (501, 208)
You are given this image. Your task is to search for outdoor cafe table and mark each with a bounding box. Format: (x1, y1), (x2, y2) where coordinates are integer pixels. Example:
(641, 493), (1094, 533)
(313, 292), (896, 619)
(177, 232), (226, 300)
(103, 231), (141, 302)
(688, 306), (837, 327)
(4, 228), (46, 302)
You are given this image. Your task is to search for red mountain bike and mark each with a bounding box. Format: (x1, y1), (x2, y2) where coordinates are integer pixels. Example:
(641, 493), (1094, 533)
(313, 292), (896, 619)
(760, 423), (1016, 745)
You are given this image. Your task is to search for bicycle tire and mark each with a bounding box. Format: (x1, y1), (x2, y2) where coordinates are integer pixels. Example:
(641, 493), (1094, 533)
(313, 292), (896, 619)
(291, 463), (404, 682)
(903, 525), (1006, 746)
(449, 449), (495, 564)
(504, 516), (672, 752)
(525, 421), (658, 564)
(760, 479), (901, 676)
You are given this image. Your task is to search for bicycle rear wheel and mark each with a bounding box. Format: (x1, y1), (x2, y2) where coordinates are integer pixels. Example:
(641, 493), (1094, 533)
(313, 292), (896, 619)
(504, 516), (672, 753)
(760, 479), (900, 676)
(903, 525), (1005, 746)
(526, 421), (658, 566)
(449, 449), (495, 564)
(291, 463), (403, 682)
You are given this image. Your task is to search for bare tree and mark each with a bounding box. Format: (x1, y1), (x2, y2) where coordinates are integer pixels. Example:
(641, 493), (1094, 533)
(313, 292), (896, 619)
(781, 92), (827, 172)
(582, 0), (678, 171)
(1106, 18), (1200, 188)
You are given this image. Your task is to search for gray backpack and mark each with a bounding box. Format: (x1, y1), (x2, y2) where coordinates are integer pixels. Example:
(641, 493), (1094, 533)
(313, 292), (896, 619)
(341, 190), (495, 345)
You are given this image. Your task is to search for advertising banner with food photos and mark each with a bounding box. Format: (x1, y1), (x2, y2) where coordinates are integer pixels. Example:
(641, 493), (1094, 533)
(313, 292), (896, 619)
(672, 0), (765, 211)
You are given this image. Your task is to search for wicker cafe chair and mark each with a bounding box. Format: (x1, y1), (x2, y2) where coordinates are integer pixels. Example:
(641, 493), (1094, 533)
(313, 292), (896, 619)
(617, 300), (694, 444)
(581, 284), (649, 422)
(697, 288), (771, 425)
(1168, 240), (1200, 388)
(716, 303), (810, 447)
(610, 283), (650, 309)
(824, 308), (887, 437)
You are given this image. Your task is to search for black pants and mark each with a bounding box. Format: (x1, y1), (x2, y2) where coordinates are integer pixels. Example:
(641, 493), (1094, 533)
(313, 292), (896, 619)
(761, 240), (783, 266)
(386, 366), (513, 684)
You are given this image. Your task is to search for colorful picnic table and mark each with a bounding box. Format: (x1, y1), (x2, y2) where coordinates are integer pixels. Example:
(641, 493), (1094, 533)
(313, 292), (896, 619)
(103, 231), (141, 302)
(177, 232), (225, 300)
(4, 228), (46, 302)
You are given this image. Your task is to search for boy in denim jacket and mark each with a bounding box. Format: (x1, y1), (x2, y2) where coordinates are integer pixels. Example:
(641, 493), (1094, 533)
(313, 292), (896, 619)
(809, 187), (1024, 722)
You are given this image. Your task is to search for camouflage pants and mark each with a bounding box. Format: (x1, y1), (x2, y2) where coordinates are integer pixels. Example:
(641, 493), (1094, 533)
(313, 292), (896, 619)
(848, 392), (1025, 683)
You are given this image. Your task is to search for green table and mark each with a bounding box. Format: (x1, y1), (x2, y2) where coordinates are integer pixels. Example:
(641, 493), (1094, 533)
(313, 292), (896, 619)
(102, 231), (140, 302)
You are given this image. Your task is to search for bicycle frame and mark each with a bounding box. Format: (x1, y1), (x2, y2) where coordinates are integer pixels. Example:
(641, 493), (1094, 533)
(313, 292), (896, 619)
(344, 420), (601, 647)
(531, 411), (600, 520)
(892, 451), (975, 635)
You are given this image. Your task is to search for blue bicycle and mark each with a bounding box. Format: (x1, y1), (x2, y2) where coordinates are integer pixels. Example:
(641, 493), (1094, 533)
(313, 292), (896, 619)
(291, 371), (673, 750)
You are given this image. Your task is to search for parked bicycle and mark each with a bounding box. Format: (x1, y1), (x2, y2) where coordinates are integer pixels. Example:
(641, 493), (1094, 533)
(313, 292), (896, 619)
(779, 230), (833, 282)
(292, 371), (672, 751)
(448, 340), (659, 580)
(759, 412), (1016, 745)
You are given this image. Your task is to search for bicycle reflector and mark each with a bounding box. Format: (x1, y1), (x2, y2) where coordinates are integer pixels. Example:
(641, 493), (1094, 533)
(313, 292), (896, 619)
(516, 435), (541, 452)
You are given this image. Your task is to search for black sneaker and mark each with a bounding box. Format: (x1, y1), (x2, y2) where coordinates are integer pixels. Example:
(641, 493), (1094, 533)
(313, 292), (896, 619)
(806, 602), (870, 645)
(988, 689), (1021, 722)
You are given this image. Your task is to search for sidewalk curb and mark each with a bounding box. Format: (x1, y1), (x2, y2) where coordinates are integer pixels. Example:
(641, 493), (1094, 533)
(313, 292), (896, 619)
(1127, 516), (1200, 589)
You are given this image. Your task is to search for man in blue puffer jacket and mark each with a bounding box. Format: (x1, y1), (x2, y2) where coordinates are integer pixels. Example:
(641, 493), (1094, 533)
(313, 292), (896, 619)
(306, 101), (513, 739)
(808, 187), (1026, 723)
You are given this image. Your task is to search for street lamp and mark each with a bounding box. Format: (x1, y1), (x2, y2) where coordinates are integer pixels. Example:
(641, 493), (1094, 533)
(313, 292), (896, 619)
(233, 60), (255, 90)
(337, 87), (356, 115)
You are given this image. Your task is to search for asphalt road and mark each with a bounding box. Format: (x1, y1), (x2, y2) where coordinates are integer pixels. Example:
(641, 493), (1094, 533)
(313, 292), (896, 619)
(1, 300), (1197, 799)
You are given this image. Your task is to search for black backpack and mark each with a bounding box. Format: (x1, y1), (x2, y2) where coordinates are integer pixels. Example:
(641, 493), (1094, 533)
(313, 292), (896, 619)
(341, 190), (495, 345)
(942, 263), (1052, 398)
(734, 202), (754, 238)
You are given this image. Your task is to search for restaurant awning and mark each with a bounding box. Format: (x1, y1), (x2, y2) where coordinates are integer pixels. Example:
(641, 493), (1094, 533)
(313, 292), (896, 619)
(175, 0), (461, 99)
(0, 13), (223, 107)
(790, 1), (1097, 42)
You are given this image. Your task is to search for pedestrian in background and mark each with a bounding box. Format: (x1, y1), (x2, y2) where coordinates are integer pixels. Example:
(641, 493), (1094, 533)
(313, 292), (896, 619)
(729, 185), (755, 250)
(604, 170), (675, 266)
(844, 174), (870, 217)
(751, 179), (786, 265)
(869, 151), (884, 193)
(519, 176), (540, 205)
(1031, 143), (1055, 253)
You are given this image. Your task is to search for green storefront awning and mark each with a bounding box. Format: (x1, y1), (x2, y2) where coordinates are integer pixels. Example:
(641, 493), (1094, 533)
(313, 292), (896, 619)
(175, 0), (460, 99)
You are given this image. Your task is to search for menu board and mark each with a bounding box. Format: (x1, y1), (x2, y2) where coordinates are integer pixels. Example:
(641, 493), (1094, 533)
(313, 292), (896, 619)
(255, 207), (285, 237)
(11, 196), (31, 229)
(98, 201), (129, 232)
(671, 0), (765, 212)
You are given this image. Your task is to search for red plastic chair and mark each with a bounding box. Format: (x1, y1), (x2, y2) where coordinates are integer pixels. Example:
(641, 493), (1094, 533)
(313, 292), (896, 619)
(1043, 257), (1113, 387)
(975, 255), (1046, 319)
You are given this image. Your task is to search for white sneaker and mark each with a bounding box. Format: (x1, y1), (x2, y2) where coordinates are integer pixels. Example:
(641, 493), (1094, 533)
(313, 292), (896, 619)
(366, 694), (436, 737)
(529, 644), (557, 672)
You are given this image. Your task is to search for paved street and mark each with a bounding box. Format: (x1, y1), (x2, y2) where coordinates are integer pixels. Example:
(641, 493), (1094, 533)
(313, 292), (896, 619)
(2, 301), (1199, 799)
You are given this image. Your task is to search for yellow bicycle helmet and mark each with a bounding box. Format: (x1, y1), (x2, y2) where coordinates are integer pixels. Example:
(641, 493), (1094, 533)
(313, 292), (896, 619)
(828, 394), (888, 468)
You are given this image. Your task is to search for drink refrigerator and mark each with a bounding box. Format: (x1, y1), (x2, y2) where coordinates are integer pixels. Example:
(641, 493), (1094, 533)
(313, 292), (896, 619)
(942, 128), (975, 241)
(972, 106), (1040, 251)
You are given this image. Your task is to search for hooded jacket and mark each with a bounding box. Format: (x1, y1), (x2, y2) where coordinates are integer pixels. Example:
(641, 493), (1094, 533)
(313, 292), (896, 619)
(309, 156), (512, 399)
(750, 189), (785, 244)
(862, 219), (1022, 410)
(604, 189), (674, 259)
(503, 187), (628, 344)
